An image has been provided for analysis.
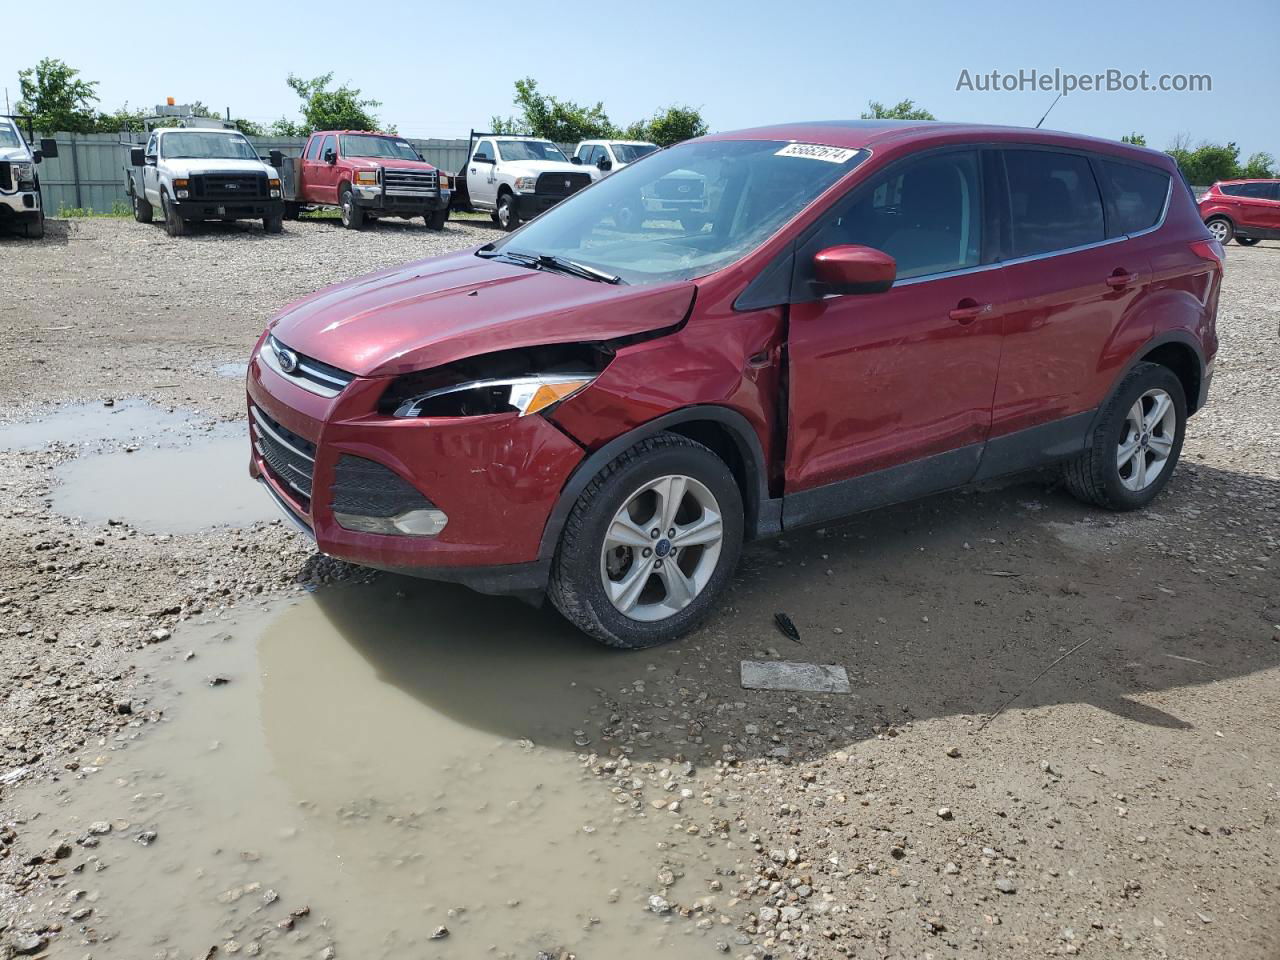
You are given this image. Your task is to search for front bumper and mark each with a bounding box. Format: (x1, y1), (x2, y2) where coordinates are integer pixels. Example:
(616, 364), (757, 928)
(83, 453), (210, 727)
(246, 341), (584, 595)
(172, 196), (284, 220)
(514, 192), (573, 219)
(0, 190), (41, 220)
(353, 184), (452, 213)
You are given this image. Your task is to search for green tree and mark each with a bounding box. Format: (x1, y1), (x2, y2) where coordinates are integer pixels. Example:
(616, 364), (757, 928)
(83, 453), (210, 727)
(1120, 132), (1147, 146)
(491, 77), (616, 143)
(15, 58), (99, 133)
(1241, 151), (1277, 179)
(1168, 136), (1241, 184)
(625, 106), (709, 147)
(273, 73), (388, 136)
(860, 99), (935, 121)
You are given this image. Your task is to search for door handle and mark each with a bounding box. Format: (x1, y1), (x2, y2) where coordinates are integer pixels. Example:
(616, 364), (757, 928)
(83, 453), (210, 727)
(948, 298), (987, 324)
(1105, 270), (1138, 289)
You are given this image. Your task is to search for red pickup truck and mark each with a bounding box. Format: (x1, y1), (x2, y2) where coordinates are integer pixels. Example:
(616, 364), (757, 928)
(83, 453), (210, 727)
(278, 130), (452, 230)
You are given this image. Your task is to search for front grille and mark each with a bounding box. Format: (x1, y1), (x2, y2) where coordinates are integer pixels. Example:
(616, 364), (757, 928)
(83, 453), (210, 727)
(330, 455), (435, 518)
(535, 172), (592, 198)
(0, 162), (11, 192)
(192, 173), (267, 201)
(654, 177), (704, 201)
(383, 167), (438, 195)
(264, 335), (355, 398)
(250, 406), (315, 505)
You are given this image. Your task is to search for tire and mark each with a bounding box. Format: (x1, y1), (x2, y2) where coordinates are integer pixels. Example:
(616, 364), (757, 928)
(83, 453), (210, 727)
(426, 208), (448, 230)
(339, 186), (364, 229)
(1063, 362), (1186, 511)
(162, 193), (187, 237)
(23, 212), (45, 239)
(496, 191), (519, 231)
(548, 433), (744, 648)
(1205, 216), (1233, 244)
(283, 202), (301, 221)
(133, 194), (153, 224)
(263, 214), (283, 235)
(1235, 236), (1261, 247)
(490, 212), (500, 224)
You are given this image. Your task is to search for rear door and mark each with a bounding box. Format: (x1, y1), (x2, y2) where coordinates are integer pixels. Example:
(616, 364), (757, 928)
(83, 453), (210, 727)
(989, 148), (1150, 437)
(784, 147), (1005, 519)
(1248, 182), (1280, 232)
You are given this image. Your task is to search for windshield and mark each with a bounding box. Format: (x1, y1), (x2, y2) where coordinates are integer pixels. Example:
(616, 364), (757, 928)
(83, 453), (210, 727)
(614, 143), (658, 163)
(498, 139), (569, 163)
(488, 139), (866, 286)
(340, 135), (421, 161)
(161, 132), (258, 161)
(0, 123), (21, 150)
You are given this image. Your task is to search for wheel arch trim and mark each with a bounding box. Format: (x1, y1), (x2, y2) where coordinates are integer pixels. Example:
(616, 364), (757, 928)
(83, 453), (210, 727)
(536, 404), (778, 561)
(1091, 331), (1207, 436)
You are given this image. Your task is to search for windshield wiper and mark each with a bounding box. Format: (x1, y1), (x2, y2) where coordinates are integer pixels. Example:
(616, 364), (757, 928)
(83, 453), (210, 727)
(476, 248), (623, 284)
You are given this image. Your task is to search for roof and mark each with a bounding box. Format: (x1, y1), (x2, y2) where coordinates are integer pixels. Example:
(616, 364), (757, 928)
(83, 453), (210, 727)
(1214, 178), (1280, 185)
(700, 119), (1171, 164)
(577, 139), (657, 146)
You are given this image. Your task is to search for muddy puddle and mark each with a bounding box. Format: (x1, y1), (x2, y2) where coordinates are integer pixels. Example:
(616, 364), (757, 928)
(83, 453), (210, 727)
(52, 433), (277, 534)
(21, 577), (741, 959)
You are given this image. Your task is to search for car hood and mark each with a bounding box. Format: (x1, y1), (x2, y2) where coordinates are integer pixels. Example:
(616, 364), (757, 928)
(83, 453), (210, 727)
(500, 159), (586, 176)
(164, 157), (274, 177)
(0, 146), (31, 163)
(345, 156), (437, 172)
(268, 249), (694, 377)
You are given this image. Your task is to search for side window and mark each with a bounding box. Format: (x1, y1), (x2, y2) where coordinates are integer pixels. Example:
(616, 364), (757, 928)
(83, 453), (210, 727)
(586, 145), (601, 164)
(1219, 184), (1246, 197)
(146, 134), (157, 157)
(1003, 149), (1104, 257)
(320, 135), (336, 160)
(575, 144), (591, 162)
(799, 149), (983, 286)
(1095, 159), (1170, 236)
(474, 139), (494, 162)
(1268, 183), (1280, 201)
(304, 137), (322, 161)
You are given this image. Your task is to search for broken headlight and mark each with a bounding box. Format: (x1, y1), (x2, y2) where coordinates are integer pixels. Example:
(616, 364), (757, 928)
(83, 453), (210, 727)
(379, 343), (612, 418)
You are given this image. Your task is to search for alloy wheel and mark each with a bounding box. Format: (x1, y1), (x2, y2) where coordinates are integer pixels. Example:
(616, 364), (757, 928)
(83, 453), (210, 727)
(599, 474), (724, 622)
(1207, 219), (1230, 243)
(1117, 388), (1177, 491)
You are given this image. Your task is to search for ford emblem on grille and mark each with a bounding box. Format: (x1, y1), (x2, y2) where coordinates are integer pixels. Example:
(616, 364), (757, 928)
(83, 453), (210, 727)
(679, 184), (690, 193)
(225, 183), (239, 189)
(274, 343), (299, 374)
(564, 179), (571, 189)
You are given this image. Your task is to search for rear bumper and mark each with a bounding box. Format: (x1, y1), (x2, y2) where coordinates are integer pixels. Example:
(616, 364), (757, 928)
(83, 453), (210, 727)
(173, 197), (284, 219)
(246, 338), (584, 595)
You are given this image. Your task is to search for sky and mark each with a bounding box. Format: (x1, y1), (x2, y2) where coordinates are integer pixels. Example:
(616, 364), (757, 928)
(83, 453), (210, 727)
(7, 0), (1278, 158)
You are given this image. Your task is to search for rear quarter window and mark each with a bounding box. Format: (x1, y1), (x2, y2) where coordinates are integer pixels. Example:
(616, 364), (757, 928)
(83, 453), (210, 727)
(1096, 159), (1170, 236)
(1002, 149), (1104, 258)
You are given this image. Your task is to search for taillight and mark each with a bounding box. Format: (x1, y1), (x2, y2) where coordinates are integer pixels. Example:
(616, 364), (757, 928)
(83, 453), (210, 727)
(1191, 238), (1224, 266)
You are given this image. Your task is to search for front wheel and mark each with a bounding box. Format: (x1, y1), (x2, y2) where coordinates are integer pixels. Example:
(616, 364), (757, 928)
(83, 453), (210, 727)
(23, 211), (45, 239)
(548, 434), (744, 648)
(1235, 236), (1261, 247)
(496, 192), (520, 232)
(1063, 362), (1186, 511)
(339, 187), (365, 229)
(1205, 217), (1233, 244)
(162, 193), (187, 237)
(426, 208), (448, 231)
(263, 214), (283, 234)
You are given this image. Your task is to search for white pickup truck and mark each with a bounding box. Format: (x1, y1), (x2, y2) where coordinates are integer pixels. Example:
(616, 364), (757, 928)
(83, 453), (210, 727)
(125, 118), (284, 237)
(570, 139), (659, 176)
(1, 115), (58, 239)
(453, 133), (594, 231)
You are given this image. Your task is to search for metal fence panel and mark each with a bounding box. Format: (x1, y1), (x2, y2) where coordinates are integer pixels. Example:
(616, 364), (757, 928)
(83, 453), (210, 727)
(34, 132), (474, 215)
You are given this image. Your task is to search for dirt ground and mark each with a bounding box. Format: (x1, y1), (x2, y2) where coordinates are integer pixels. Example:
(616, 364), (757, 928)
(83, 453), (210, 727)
(0, 217), (1277, 960)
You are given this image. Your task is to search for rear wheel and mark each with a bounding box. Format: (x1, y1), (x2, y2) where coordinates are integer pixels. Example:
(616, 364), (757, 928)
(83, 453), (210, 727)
(133, 193), (153, 223)
(339, 186), (364, 229)
(1235, 236), (1261, 246)
(496, 191), (520, 231)
(161, 192), (187, 237)
(426, 208), (448, 230)
(1063, 362), (1186, 511)
(549, 434), (743, 648)
(1205, 217), (1233, 244)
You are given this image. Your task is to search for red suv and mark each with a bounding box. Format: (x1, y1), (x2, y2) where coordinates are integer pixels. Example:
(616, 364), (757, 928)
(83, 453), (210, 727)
(247, 121), (1222, 648)
(1198, 179), (1280, 245)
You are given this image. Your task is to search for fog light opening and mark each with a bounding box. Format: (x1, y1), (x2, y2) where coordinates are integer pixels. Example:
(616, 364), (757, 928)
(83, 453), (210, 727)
(333, 508), (449, 537)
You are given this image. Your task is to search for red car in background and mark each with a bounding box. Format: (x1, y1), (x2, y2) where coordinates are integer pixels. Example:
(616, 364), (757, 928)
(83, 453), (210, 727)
(247, 120), (1222, 648)
(1198, 179), (1280, 245)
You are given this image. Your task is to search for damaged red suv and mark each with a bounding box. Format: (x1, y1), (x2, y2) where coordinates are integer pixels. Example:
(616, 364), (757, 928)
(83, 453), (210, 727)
(247, 121), (1222, 648)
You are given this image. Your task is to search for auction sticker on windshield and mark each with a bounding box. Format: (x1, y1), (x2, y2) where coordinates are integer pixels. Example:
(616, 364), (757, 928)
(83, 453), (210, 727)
(775, 143), (860, 163)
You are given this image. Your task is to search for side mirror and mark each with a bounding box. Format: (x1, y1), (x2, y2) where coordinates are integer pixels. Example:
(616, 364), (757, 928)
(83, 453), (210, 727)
(813, 244), (896, 295)
(598, 157), (613, 172)
(570, 156), (582, 165)
(472, 153), (492, 164)
(32, 150), (42, 163)
(130, 147), (145, 167)
(39, 138), (58, 159)
(269, 149), (284, 168)
(324, 149), (336, 165)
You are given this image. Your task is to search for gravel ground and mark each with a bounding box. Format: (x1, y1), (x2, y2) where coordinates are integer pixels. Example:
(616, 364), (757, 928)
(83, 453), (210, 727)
(0, 218), (1277, 959)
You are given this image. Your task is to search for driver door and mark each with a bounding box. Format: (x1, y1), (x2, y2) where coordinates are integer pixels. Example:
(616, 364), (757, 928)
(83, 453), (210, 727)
(469, 139), (498, 209)
(783, 148), (1006, 526)
(143, 133), (160, 205)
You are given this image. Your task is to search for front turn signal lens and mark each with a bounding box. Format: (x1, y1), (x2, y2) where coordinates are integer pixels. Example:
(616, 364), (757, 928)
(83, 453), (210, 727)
(354, 170), (378, 185)
(173, 178), (189, 189)
(510, 377), (595, 416)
